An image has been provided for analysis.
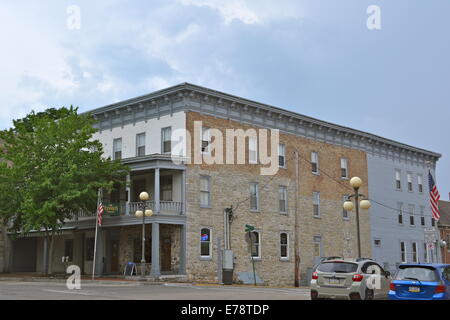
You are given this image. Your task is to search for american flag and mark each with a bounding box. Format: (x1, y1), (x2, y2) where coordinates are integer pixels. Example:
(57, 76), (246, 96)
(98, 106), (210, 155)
(97, 202), (104, 227)
(428, 171), (440, 221)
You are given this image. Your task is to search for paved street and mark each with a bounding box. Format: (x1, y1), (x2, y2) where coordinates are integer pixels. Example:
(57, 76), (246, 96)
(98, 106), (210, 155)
(0, 281), (311, 300)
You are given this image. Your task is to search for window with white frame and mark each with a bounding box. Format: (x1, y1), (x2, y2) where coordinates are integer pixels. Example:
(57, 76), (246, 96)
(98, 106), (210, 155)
(201, 127), (211, 154)
(279, 186), (288, 213)
(342, 195), (349, 219)
(409, 205), (415, 226)
(160, 175), (173, 201)
(249, 137), (258, 164)
(161, 127), (172, 154)
(424, 242), (428, 262)
(313, 192), (320, 217)
(136, 133), (146, 157)
(341, 158), (348, 179)
(407, 173), (413, 192)
(200, 228), (211, 257)
(400, 242), (406, 263)
(280, 233), (289, 259)
(395, 169), (401, 190)
(250, 183), (259, 211)
(200, 175), (211, 207)
(278, 144), (286, 168)
(418, 174), (424, 193)
(398, 202), (403, 225)
(412, 242), (418, 263)
(250, 231), (261, 258)
(311, 152), (319, 174)
(313, 236), (322, 258)
(420, 206), (425, 226)
(113, 138), (122, 160)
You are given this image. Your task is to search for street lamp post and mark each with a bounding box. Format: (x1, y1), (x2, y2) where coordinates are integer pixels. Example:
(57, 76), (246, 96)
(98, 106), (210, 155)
(135, 191), (153, 279)
(343, 177), (371, 258)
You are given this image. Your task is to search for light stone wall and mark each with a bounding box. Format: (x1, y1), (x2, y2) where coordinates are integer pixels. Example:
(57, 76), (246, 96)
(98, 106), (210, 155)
(184, 112), (371, 286)
(118, 224), (181, 274)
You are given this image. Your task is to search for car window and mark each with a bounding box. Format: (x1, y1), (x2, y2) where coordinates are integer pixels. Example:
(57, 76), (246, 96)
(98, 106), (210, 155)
(317, 262), (358, 273)
(361, 262), (384, 275)
(395, 267), (438, 281)
(442, 267), (450, 281)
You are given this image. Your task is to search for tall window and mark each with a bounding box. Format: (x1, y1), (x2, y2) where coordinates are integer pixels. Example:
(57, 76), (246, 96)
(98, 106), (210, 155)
(279, 186), (288, 213)
(200, 228), (211, 257)
(407, 173), (413, 192)
(431, 218), (435, 227)
(342, 195), (349, 219)
(424, 243), (428, 262)
(85, 238), (95, 261)
(420, 206), (425, 226)
(201, 127), (211, 154)
(250, 231), (261, 258)
(412, 242), (418, 263)
(418, 174), (423, 193)
(278, 144), (286, 168)
(136, 133), (146, 157)
(398, 203), (403, 225)
(200, 176), (211, 207)
(161, 127), (172, 154)
(395, 169), (401, 190)
(64, 239), (74, 262)
(340, 158), (348, 179)
(313, 236), (322, 258)
(113, 138), (122, 160)
(409, 205), (415, 226)
(311, 152), (319, 174)
(250, 183), (259, 211)
(160, 175), (173, 201)
(400, 242), (406, 263)
(249, 137), (258, 164)
(313, 192), (320, 217)
(280, 233), (289, 259)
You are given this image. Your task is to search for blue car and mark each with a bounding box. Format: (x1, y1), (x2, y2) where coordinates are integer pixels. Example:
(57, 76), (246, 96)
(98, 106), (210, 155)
(389, 263), (450, 300)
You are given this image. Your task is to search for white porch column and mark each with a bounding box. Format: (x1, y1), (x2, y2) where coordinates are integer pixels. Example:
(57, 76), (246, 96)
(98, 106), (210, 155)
(154, 168), (160, 214)
(151, 222), (160, 276)
(125, 173), (131, 215)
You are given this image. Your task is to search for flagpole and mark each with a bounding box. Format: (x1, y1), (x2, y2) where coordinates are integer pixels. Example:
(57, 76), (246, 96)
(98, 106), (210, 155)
(92, 188), (102, 280)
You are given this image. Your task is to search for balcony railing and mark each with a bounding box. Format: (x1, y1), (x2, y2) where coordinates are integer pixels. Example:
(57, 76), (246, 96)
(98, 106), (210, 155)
(128, 201), (183, 215)
(70, 200), (183, 221)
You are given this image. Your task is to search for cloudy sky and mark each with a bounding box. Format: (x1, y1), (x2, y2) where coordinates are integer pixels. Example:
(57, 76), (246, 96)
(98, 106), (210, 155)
(1, 0), (449, 194)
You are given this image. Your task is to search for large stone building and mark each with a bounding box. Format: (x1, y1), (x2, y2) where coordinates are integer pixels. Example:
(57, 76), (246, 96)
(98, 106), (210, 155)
(4, 83), (441, 285)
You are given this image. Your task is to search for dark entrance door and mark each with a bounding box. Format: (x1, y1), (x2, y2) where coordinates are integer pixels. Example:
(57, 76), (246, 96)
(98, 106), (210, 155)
(110, 240), (119, 273)
(161, 238), (171, 272)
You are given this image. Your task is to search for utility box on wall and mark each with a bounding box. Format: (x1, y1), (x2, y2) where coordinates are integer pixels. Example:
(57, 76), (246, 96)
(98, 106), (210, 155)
(222, 250), (234, 285)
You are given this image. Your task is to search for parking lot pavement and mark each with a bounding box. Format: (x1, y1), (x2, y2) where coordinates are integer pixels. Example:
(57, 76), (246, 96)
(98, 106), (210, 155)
(0, 281), (311, 300)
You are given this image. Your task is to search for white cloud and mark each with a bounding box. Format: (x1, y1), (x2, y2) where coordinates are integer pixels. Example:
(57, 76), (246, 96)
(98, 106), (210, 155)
(177, 0), (303, 25)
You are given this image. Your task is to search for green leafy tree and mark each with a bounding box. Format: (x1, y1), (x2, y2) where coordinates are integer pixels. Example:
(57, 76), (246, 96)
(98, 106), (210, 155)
(0, 107), (129, 274)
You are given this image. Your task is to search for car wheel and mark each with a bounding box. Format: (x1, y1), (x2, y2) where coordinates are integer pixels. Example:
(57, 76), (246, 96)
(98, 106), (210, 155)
(364, 288), (374, 300)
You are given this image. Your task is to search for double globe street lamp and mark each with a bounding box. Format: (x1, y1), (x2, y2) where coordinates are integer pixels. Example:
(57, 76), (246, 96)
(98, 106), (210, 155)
(135, 191), (153, 279)
(343, 177), (371, 259)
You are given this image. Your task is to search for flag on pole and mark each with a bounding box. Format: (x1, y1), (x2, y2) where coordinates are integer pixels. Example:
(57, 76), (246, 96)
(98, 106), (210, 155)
(97, 202), (104, 227)
(428, 171), (441, 221)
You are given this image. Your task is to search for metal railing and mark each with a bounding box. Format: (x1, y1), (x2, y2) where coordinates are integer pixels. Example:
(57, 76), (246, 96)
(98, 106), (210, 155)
(128, 201), (183, 215)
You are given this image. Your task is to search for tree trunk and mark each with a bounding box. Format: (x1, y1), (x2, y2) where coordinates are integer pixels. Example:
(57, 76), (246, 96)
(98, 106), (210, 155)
(1, 220), (7, 273)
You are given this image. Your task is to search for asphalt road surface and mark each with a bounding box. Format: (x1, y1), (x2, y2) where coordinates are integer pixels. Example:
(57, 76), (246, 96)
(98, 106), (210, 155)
(0, 281), (311, 300)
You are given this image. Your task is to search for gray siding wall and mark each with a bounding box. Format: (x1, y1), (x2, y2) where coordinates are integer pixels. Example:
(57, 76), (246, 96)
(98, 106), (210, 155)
(367, 153), (440, 273)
